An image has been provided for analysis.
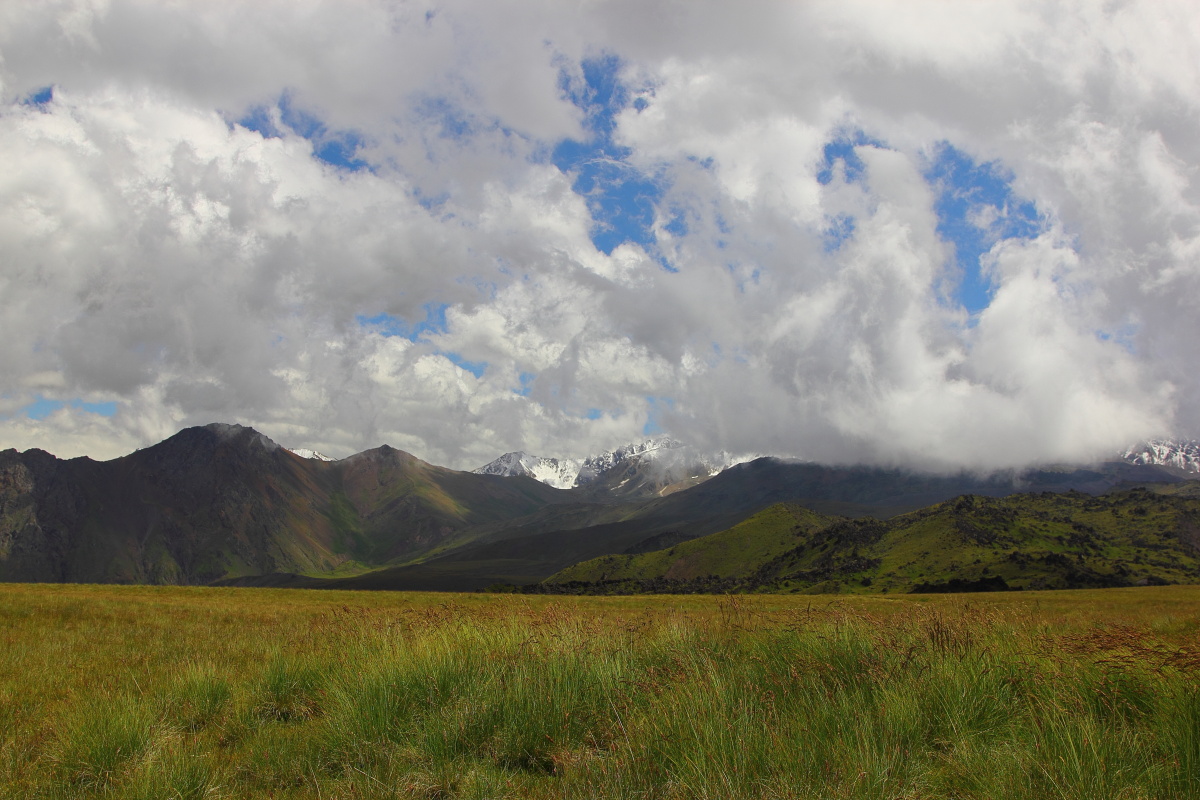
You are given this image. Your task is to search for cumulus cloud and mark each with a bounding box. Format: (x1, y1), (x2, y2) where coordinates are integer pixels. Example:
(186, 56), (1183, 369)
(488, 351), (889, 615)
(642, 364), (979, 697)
(0, 0), (1195, 471)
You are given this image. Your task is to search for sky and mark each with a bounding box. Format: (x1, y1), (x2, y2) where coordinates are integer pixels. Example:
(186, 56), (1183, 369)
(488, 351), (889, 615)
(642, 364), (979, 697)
(0, 0), (1198, 473)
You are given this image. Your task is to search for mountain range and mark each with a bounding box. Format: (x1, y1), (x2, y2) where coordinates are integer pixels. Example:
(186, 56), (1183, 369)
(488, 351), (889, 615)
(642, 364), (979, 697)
(1, 423), (1197, 592)
(471, 438), (754, 499)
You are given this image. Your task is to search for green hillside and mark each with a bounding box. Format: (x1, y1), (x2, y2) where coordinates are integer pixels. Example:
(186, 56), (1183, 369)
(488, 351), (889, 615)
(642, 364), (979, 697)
(550, 504), (835, 584)
(540, 487), (1200, 594)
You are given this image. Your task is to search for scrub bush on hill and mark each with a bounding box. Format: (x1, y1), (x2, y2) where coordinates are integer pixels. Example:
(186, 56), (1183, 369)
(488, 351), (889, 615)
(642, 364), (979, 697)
(544, 489), (1200, 595)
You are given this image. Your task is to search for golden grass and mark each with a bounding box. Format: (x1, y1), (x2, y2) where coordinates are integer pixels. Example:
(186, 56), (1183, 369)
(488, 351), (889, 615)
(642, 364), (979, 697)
(0, 583), (1198, 798)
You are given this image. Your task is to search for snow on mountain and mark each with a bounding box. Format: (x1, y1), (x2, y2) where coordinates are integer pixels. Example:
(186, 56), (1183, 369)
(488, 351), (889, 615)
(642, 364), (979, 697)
(473, 451), (582, 489)
(1121, 439), (1200, 473)
(287, 448), (336, 462)
(475, 438), (756, 491)
(574, 437), (681, 485)
(705, 449), (761, 475)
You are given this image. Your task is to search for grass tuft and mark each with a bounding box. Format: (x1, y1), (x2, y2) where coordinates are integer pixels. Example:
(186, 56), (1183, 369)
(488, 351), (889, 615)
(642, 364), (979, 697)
(255, 653), (326, 723)
(53, 698), (155, 789)
(167, 662), (232, 732)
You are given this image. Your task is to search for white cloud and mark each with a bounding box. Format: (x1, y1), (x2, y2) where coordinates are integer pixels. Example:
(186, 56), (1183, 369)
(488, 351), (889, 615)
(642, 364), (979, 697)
(0, 0), (1196, 471)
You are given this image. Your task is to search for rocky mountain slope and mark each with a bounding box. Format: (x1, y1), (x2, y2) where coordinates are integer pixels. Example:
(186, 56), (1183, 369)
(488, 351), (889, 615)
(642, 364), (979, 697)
(472, 451), (580, 489)
(0, 424), (564, 585)
(1122, 439), (1200, 473)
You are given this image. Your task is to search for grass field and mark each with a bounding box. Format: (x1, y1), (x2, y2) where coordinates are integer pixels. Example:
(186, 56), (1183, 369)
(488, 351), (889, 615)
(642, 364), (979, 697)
(1, 583), (1199, 798)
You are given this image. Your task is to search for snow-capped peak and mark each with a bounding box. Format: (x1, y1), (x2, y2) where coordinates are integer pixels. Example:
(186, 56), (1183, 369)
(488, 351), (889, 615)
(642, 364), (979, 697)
(473, 451), (581, 490)
(1121, 438), (1200, 473)
(288, 448), (336, 462)
(574, 437), (684, 484)
(475, 437), (756, 492)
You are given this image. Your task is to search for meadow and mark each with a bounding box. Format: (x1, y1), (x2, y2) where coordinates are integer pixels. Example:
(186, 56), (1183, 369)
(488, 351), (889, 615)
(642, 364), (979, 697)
(1, 583), (1199, 799)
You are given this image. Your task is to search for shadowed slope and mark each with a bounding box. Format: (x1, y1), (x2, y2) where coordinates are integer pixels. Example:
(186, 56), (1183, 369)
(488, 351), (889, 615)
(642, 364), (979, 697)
(0, 424), (339, 584)
(0, 424), (567, 585)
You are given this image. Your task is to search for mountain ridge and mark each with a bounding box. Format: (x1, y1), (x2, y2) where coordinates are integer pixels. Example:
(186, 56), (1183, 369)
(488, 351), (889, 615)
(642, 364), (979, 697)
(473, 437), (756, 498)
(0, 424), (568, 585)
(237, 455), (1194, 592)
(470, 436), (1200, 494)
(3, 423), (1198, 591)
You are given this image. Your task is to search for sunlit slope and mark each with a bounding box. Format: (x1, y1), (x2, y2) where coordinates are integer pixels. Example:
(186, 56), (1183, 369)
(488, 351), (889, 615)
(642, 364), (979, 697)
(866, 488), (1200, 592)
(550, 504), (836, 584)
(330, 445), (565, 563)
(543, 487), (1200, 593)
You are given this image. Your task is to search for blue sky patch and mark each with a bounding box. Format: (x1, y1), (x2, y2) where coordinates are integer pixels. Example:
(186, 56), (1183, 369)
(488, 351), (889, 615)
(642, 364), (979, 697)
(725, 262), (762, 294)
(23, 397), (62, 420)
(553, 55), (670, 261)
(925, 143), (1043, 314)
(237, 105), (280, 138)
(443, 352), (487, 378)
(357, 303), (449, 341)
(817, 131), (886, 186)
(415, 95), (475, 143)
(312, 134), (367, 171)
(1096, 325), (1139, 355)
(357, 309), (485, 376)
(239, 93), (369, 171)
(278, 95), (323, 139)
(20, 396), (117, 420)
(80, 400), (117, 417)
(515, 371), (536, 397)
(662, 207), (689, 238)
(643, 396), (675, 435)
(413, 189), (451, 213)
(822, 214), (856, 252)
(22, 86), (53, 106)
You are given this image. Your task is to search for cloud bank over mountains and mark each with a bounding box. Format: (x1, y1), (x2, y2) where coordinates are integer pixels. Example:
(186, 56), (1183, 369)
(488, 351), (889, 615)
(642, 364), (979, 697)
(0, 0), (1196, 472)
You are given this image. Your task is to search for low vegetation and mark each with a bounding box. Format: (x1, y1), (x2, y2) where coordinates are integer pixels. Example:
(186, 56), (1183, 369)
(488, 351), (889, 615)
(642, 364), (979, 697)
(543, 488), (1200, 595)
(2, 583), (1200, 798)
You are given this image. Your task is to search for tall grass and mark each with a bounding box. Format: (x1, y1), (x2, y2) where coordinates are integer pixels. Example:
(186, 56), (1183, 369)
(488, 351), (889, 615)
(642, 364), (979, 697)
(0, 584), (1198, 798)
